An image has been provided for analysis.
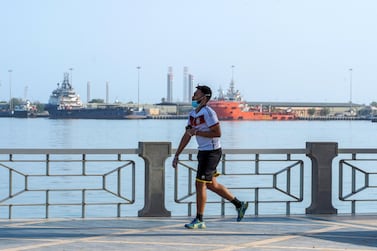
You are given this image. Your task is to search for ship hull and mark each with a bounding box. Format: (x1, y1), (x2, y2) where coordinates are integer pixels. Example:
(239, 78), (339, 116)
(209, 101), (296, 121)
(46, 72), (137, 119)
(0, 110), (12, 117)
(13, 110), (31, 118)
(47, 107), (131, 119)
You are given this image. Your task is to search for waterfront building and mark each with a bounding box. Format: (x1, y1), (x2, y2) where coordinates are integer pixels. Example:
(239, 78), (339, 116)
(247, 101), (364, 117)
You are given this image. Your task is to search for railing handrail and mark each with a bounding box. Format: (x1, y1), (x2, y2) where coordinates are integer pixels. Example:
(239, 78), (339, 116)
(0, 149), (138, 154)
(338, 148), (377, 154)
(181, 148), (307, 154)
(2, 147), (377, 155)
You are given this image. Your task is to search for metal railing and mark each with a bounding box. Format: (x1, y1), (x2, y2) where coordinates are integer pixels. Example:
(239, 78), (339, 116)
(1, 143), (377, 219)
(0, 149), (137, 219)
(338, 148), (377, 214)
(175, 149), (305, 216)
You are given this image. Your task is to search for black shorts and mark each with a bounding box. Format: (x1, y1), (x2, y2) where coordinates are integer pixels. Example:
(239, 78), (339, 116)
(196, 148), (222, 183)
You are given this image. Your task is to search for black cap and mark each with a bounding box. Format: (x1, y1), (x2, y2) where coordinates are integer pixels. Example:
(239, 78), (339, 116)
(196, 85), (212, 100)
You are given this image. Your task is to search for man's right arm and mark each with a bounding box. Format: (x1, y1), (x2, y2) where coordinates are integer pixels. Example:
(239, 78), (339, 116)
(172, 130), (192, 168)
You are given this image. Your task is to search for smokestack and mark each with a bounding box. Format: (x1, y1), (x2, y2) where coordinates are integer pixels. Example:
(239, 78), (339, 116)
(183, 66), (188, 102)
(188, 74), (194, 101)
(167, 67), (173, 102)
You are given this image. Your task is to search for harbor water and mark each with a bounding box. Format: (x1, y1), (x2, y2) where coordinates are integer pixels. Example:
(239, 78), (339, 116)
(2, 118), (377, 149)
(1, 118), (377, 217)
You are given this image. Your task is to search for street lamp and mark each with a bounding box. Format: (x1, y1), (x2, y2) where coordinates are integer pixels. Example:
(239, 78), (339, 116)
(137, 66), (141, 108)
(8, 69), (12, 111)
(349, 68), (353, 113)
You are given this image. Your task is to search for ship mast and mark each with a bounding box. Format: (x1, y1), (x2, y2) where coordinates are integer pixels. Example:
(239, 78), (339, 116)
(227, 65), (242, 101)
(230, 65), (235, 95)
(62, 72), (72, 90)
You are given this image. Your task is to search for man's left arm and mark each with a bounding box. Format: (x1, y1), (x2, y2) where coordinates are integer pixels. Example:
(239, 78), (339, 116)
(195, 123), (221, 138)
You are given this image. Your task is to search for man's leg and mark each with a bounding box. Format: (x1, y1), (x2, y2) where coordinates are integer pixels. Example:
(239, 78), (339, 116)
(206, 177), (234, 201)
(196, 180), (207, 217)
(207, 177), (249, 221)
(184, 181), (208, 229)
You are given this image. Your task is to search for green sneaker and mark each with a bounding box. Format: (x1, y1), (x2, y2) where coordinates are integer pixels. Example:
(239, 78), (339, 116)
(184, 218), (206, 229)
(236, 201), (248, 222)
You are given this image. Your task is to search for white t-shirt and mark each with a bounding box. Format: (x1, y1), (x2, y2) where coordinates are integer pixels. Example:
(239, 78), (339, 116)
(187, 105), (221, 151)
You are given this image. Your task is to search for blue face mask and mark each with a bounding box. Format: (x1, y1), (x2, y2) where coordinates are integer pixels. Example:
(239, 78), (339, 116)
(192, 100), (199, 108)
(192, 95), (207, 108)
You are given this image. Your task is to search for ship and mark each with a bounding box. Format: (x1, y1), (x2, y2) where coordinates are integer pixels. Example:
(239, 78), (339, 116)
(125, 107), (148, 119)
(0, 103), (12, 117)
(208, 80), (297, 121)
(13, 100), (38, 118)
(45, 72), (131, 119)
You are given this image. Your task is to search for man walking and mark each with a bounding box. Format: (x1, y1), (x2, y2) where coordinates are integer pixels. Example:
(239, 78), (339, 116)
(172, 85), (248, 229)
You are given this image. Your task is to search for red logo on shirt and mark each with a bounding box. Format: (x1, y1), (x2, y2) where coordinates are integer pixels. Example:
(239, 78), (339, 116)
(189, 115), (205, 126)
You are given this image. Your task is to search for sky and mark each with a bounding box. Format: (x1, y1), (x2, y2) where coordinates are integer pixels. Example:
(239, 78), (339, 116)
(1, 0), (377, 105)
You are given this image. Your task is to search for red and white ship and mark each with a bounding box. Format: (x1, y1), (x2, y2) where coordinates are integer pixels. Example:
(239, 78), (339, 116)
(209, 80), (296, 121)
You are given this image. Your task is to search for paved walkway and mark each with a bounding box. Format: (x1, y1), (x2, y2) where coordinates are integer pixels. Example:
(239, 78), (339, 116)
(0, 215), (377, 250)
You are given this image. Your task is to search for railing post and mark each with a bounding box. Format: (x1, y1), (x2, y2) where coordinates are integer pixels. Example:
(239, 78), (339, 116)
(305, 142), (338, 214)
(138, 142), (171, 217)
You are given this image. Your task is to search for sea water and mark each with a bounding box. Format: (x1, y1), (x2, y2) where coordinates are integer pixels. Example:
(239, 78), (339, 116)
(1, 118), (376, 149)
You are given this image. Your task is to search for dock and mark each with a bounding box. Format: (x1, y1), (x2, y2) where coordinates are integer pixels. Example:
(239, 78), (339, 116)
(297, 116), (369, 121)
(147, 114), (187, 119)
(1, 215), (377, 250)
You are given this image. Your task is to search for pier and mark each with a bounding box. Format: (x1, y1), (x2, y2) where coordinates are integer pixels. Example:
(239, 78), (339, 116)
(298, 115), (369, 121)
(147, 114), (187, 119)
(1, 215), (377, 250)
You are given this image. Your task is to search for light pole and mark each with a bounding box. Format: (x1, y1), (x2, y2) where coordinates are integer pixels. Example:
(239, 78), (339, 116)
(137, 66), (141, 108)
(24, 85), (28, 100)
(8, 69), (12, 111)
(349, 68), (353, 113)
(349, 68), (353, 103)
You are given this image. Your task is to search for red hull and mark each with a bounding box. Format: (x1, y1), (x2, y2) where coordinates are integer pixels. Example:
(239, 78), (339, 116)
(209, 100), (296, 121)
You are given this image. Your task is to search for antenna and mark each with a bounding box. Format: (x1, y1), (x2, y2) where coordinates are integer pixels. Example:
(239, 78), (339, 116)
(230, 65), (235, 93)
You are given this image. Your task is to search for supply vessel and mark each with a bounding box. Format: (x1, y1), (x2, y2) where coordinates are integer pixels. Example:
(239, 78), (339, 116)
(45, 72), (132, 119)
(208, 80), (296, 121)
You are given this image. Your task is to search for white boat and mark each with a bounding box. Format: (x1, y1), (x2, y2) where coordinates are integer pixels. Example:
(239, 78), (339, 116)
(125, 107), (148, 119)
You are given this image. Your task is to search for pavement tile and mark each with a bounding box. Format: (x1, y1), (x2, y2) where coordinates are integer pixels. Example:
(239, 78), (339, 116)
(0, 215), (377, 250)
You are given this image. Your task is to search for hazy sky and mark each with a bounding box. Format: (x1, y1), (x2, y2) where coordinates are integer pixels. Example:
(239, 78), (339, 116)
(1, 0), (377, 105)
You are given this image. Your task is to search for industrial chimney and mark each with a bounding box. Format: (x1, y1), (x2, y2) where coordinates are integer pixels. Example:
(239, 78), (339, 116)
(167, 67), (173, 102)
